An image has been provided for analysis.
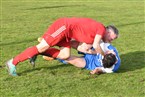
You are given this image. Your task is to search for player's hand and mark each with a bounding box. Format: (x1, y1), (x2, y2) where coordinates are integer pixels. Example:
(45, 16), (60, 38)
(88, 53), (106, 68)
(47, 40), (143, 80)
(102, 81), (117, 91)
(86, 49), (97, 54)
(90, 68), (103, 75)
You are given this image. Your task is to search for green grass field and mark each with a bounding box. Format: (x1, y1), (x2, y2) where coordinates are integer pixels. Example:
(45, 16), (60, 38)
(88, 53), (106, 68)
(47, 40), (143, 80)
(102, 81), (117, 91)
(1, 0), (145, 97)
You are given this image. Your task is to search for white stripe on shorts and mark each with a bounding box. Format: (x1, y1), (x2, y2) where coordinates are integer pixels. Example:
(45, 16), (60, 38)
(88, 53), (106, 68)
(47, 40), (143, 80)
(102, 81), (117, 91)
(51, 25), (66, 38)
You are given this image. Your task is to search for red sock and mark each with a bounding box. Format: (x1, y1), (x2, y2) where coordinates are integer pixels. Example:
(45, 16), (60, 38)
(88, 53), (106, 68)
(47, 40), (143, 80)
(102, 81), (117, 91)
(42, 48), (60, 58)
(13, 46), (39, 65)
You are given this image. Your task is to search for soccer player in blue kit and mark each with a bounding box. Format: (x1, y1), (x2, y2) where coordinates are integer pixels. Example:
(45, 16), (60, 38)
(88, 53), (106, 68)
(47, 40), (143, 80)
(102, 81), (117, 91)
(56, 42), (121, 74)
(41, 42), (121, 74)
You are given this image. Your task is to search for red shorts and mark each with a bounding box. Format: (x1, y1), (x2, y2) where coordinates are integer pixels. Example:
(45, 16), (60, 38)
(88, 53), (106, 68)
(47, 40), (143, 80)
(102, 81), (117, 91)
(57, 39), (71, 48)
(42, 18), (71, 48)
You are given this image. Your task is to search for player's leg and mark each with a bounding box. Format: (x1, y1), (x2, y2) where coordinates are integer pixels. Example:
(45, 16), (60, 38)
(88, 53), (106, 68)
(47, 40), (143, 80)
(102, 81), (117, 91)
(6, 18), (69, 76)
(60, 56), (86, 68)
(56, 39), (71, 59)
(41, 48), (86, 68)
(38, 38), (80, 61)
(37, 38), (85, 68)
(6, 39), (50, 76)
(38, 37), (71, 59)
(30, 37), (71, 66)
(42, 40), (71, 60)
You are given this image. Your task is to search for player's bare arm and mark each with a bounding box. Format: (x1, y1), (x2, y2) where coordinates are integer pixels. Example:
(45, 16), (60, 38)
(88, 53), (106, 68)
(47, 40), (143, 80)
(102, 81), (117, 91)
(92, 35), (105, 55)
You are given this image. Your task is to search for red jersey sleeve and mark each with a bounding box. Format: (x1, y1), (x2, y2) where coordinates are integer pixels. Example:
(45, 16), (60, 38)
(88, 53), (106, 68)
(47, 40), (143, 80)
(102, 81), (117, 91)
(96, 24), (106, 38)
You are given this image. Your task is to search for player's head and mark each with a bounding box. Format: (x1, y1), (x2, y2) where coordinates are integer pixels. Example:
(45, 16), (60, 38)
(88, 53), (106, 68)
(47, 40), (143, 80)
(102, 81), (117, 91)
(102, 53), (117, 68)
(103, 25), (119, 43)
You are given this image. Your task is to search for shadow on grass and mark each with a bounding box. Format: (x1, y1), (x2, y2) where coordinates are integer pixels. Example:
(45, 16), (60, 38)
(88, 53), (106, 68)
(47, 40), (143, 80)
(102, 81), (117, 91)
(26, 5), (84, 10)
(18, 63), (72, 75)
(118, 51), (145, 73)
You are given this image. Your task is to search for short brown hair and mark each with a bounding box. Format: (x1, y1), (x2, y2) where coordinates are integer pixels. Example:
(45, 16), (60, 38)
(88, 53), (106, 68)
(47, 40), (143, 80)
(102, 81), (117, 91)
(106, 25), (119, 36)
(102, 53), (117, 68)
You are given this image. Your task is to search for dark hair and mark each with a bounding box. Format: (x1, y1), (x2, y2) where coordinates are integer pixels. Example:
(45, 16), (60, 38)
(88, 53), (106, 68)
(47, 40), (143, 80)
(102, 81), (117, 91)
(106, 25), (119, 36)
(102, 53), (117, 68)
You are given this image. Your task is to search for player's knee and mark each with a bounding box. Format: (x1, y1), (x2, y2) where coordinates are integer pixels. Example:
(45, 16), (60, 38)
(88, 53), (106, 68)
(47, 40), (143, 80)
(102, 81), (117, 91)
(36, 39), (50, 53)
(37, 46), (49, 53)
(58, 47), (70, 59)
(57, 52), (70, 60)
(62, 53), (70, 59)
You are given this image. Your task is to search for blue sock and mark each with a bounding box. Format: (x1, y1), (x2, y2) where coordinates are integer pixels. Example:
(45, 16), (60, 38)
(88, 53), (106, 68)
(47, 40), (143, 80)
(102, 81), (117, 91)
(56, 58), (68, 64)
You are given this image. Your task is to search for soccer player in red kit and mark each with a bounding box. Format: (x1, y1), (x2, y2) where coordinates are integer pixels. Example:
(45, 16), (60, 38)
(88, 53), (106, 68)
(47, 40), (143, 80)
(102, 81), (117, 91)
(6, 17), (119, 76)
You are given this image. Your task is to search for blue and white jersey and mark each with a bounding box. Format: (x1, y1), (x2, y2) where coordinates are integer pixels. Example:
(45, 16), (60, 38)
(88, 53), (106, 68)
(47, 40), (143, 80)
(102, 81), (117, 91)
(84, 43), (121, 73)
(101, 43), (121, 73)
(84, 53), (103, 70)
